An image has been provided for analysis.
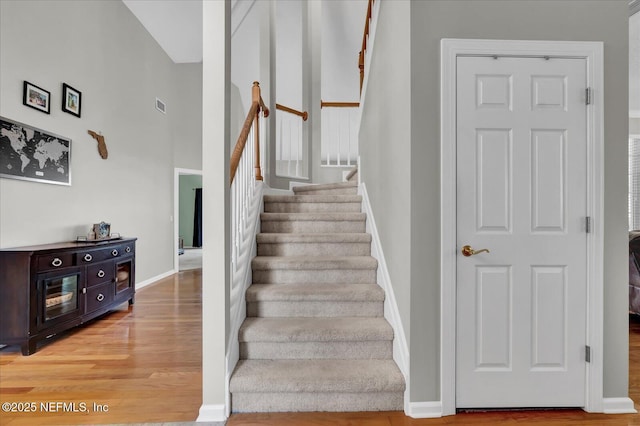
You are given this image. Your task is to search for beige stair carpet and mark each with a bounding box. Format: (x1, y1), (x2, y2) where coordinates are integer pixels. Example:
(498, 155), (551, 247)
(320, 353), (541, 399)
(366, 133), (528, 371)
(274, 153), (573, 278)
(230, 180), (405, 413)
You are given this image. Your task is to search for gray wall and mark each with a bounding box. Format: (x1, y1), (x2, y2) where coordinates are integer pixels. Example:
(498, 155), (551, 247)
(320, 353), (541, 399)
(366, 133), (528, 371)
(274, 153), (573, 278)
(359, 0), (413, 353)
(360, 0), (629, 402)
(0, 0), (203, 283)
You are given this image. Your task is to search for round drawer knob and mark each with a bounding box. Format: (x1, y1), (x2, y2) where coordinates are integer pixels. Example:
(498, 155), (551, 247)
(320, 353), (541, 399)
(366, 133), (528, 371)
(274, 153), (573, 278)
(96, 293), (105, 302)
(84, 253), (93, 262)
(97, 270), (105, 278)
(125, 246), (131, 253)
(51, 258), (63, 267)
(111, 249), (118, 257)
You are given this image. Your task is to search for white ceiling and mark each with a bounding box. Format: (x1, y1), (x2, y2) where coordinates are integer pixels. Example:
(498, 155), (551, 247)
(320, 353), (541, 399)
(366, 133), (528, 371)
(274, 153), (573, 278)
(122, 0), (203, 63)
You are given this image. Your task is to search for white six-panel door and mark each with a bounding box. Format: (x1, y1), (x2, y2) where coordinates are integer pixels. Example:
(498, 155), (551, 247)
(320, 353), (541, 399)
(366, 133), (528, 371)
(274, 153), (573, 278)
(456, 56), (588, 408)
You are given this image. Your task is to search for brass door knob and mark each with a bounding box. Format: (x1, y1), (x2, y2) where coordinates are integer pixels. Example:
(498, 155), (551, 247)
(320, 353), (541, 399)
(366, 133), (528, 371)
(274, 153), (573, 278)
(461, 245), (490, 257)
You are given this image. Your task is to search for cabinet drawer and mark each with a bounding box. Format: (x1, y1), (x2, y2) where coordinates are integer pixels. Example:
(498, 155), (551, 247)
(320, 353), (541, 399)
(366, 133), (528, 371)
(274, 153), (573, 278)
(77, 245), (126, 264)
(87, 262), (115, 287)
(37, 253), (74, 271)
(85, 282), (114, 314)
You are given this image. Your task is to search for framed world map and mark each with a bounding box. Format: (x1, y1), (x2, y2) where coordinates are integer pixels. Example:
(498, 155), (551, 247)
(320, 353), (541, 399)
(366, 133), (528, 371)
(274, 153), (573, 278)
(0, 117), (71, 186)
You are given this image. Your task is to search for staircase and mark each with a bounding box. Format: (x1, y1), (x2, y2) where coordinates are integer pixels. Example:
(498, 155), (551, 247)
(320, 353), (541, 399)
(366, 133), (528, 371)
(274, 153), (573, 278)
(229, 180), (405, 413)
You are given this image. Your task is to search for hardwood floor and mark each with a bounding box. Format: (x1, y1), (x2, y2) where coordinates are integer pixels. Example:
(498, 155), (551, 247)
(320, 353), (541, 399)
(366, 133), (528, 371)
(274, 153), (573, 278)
(2, 269), (640, 425)
(0, 270), (202, 425)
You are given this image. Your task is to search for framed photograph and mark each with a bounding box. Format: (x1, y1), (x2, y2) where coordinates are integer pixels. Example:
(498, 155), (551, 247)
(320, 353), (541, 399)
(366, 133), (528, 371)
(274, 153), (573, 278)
(62, 83), (81, 117)
(22, 81), (50, 114)
(0, 116), (71, 186)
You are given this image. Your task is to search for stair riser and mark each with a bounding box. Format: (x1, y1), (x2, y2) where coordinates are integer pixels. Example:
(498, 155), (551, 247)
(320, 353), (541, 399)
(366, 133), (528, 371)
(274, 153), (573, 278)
(294, 188), (358, 195)
(232, 391), (403, 413)
(261, 221), (365, 233)
(247, 301), (383, 317)
(264, 202), (361, 213)
(257, 242), (371, 257)
(240, 341), (391, 360)
(252, 269), (376, 284)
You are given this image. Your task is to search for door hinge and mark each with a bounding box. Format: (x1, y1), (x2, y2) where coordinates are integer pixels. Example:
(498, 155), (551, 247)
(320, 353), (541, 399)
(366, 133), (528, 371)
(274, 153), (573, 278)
(586, 345), (591, 363)
(586, 216), (592, 233)
(586, 87), (592, 105)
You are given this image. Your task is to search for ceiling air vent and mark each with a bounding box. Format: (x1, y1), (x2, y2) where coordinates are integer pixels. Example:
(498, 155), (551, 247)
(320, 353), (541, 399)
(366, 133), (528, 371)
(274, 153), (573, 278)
(155, 97), (166, 114)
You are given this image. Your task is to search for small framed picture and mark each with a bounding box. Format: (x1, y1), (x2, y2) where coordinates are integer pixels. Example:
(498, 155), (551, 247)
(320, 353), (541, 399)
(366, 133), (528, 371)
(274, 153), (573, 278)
(62, 83), (82, 117)
(23, 81), (50, 114)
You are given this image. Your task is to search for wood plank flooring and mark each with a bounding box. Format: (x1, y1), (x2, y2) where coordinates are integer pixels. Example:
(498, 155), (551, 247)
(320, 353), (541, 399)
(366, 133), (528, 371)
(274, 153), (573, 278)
(0, 270), (202, 425)
(2, 268), (640, 425)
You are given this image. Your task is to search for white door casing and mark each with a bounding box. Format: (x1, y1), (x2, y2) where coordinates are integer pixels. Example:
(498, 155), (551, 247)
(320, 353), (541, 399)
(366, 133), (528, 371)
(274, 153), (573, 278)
(440, 39), (604, 416)
(456, 56), (587, 408)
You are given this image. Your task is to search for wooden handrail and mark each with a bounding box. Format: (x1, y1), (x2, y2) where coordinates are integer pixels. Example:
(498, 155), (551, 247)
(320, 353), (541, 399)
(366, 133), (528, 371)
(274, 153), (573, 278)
(230, 82), (269, 186)
(276, 103), (308, 121)
(358, 0), (374, 95)
(321, 101), (360, 109)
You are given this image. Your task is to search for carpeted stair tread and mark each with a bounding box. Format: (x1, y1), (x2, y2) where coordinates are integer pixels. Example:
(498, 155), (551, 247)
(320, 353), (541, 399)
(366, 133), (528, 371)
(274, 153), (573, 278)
(292, 181), (358, 194)
(264, 194), (362, 203)
(246, 283), (384, 302)
(257, 233), (371, 244)
(239, 317), (393, 342)
(231, 179), (405, 413)
(261, 212), (366, 221)
(230, 359), (405, 393)
(252, 256), (377, 270)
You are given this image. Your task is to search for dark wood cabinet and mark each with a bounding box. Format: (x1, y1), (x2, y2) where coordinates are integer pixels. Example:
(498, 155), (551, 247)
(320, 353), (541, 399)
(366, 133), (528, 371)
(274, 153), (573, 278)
(0, 238), (136, 355)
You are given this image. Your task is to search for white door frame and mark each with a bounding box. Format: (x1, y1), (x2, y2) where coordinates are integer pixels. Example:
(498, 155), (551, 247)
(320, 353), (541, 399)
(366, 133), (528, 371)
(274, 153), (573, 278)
(440, 39), (604, 415)
(174, 167), (203, 273)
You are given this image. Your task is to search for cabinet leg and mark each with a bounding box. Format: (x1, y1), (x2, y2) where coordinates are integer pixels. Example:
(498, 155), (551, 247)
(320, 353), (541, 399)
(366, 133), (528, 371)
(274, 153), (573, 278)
(21, 340), (37, 356)
(129, 295), (135, 305)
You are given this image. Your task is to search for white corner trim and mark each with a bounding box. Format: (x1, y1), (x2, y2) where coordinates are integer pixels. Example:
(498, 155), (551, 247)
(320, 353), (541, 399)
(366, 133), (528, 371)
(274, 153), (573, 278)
(135, 269), (175, 291)
(603, 398), (637, 414)
(407, 401), (443, 419)
(196, 404), (227, 422)
(359, 183), (410, 385)
(440, 38), (604, 415)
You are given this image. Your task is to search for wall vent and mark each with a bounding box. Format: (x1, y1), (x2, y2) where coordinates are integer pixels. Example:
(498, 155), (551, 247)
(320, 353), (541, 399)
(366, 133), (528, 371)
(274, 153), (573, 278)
(155, 98), (166, 114)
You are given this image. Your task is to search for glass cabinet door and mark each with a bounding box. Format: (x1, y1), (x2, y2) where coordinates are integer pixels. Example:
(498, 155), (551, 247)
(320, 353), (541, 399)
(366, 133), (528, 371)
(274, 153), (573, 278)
(38, 268), (83, 330)
(115, 259), (133, 294)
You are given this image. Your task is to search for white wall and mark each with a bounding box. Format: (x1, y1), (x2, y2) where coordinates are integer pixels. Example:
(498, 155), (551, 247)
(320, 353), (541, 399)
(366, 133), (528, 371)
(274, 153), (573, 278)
(311, 0), (367, 184)
(276, 0), (303, 109)
(360, 0), (629, 403)
(321, 0), (366, 102)
(0, 0), (202, 284)
(631, 12), (640, 118)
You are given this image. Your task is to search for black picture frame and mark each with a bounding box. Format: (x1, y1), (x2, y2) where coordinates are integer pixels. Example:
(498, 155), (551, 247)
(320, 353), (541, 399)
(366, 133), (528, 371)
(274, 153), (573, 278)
(62, 83), (81, 118)
(22, 81), (51, 114)
(0, 116), (72, 186)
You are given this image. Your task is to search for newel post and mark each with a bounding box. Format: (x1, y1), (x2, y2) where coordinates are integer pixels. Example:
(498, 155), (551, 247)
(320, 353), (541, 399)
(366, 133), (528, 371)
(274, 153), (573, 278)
(252, 81), (263, 181)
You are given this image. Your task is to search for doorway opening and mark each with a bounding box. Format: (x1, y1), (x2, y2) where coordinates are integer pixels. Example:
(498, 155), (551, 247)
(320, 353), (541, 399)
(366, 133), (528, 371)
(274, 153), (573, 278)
(174, 168), (203, 272)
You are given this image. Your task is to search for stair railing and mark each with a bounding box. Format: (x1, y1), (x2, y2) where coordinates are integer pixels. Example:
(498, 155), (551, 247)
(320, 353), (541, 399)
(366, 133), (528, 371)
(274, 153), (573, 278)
(358, 0), (374, 95)
(321, 100), (360, 167)
(230, 81), (268, 270)
(275, 103), (308, 179)
(230, 80), (268, 274)
(230, 81), (269, 185)
(229, 82), (269, 378)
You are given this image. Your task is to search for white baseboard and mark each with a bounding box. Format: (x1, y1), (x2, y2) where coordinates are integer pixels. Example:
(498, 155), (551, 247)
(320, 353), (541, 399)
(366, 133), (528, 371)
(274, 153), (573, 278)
(135, 269), (175, 291)
(196, 403), (227, 422)
(359, 182), (410, 390)
(603, 397), (637, 414)
(407, 401), (443, 418)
